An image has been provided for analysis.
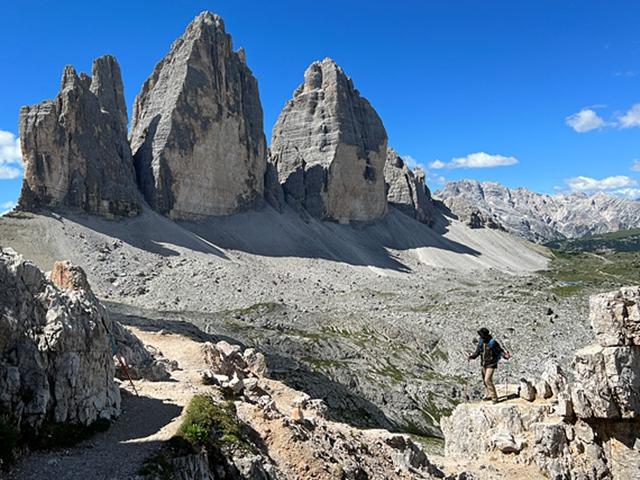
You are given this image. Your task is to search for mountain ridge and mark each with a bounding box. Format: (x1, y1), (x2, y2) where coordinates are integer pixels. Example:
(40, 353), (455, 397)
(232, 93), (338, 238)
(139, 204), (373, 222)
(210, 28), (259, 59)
(436, 179), (640, 242)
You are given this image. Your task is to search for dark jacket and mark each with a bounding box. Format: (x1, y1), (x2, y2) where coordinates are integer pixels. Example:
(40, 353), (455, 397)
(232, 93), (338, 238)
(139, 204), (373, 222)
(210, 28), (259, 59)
(469, 337), (505, 367)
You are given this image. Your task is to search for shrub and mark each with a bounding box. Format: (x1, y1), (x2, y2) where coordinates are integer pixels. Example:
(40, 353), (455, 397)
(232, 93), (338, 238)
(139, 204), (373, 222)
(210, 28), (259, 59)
(177, 395), (249, 452)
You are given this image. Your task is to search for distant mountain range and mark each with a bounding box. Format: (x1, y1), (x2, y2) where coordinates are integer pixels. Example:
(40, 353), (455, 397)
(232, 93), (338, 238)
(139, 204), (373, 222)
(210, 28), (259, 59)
(436, 180), (640, 243)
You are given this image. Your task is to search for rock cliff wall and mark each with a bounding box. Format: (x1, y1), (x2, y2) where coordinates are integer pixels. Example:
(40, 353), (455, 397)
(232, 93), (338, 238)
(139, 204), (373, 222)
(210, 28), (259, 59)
(18, 56), (141, 218)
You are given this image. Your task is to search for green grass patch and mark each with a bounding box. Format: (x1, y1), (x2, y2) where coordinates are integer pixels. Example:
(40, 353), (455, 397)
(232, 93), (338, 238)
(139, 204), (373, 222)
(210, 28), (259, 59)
(302, 356), (347, 369)
(541, 249), (640, 297)
(177, 395), (251, 453)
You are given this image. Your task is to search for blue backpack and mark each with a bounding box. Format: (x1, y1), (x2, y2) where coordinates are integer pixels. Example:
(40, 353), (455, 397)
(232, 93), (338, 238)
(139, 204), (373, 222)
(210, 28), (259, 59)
(480, 339), (508, 362)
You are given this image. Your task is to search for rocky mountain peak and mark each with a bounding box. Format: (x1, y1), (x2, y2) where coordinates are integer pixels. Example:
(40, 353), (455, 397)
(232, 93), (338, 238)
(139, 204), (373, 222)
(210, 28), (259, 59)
(271, 58), (388, 223)
(18, 55), (141, 218)
(130, 11), (266, 220)
(90, 55), (128, 131)
(384, 148), (437, 224)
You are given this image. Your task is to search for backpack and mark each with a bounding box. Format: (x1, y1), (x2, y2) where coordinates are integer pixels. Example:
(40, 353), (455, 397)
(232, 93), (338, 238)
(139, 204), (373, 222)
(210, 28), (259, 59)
(481, 339), (511, 362)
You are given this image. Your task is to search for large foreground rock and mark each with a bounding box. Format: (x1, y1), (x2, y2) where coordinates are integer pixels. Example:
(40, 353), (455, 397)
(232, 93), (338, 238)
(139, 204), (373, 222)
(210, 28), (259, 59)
(571, 344), (640, 419)
(0, 248), (120, 433)
(589, 286), (640, 347)
(18, 56), (140, 218)
(270, 58), (388, 223)
(130, 11), (266, 219)
(384, 148), (436, 224)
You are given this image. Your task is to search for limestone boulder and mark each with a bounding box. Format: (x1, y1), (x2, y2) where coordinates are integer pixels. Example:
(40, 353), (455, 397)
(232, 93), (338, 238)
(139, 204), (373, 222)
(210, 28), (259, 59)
(518, 378), (536, 402)
(441, 402), (553, 458)
(18, 55), (140, 218)
(571, 344), (640, 419)
(270, 58), (388, 224)
(590, 286), (640, 347)
(540, 361), (568, 397)
(384, 148), (436, 225)
(0, 248), (120, 434)
(130, 12), (266, 219)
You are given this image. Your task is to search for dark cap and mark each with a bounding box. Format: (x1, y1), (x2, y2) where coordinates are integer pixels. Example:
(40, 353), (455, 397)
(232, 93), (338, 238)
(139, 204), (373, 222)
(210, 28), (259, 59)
(478, 327), (491, 338)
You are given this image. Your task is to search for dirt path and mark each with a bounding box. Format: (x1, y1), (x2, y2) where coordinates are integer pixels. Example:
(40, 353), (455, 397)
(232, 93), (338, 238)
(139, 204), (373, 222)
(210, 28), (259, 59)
(6, 329), (207, 480)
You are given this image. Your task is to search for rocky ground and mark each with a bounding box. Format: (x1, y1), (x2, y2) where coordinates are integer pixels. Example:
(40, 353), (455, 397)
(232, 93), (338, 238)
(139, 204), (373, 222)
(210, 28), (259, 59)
(7, 326), (451, 479)
(0, 205), (596, 439)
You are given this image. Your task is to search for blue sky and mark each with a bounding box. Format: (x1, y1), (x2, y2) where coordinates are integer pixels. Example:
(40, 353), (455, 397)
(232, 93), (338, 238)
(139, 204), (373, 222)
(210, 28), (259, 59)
(1, 0), (639, 212)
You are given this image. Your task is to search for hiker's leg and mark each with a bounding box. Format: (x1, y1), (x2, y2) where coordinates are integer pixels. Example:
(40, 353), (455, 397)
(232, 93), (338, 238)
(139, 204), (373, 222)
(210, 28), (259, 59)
(484, 367), (497, 400)
(481, 367), (491, 399)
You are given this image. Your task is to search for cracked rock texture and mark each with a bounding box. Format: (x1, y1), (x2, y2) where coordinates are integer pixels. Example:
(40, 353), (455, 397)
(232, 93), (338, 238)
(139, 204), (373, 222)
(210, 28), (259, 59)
(384, 148), (436, 225)
(270, 58), (388, 223)
(130, 11), (266, 220)
(442, 286), (640, 479)
(0, 248), (120, 434)
(18, 56), (140, 219)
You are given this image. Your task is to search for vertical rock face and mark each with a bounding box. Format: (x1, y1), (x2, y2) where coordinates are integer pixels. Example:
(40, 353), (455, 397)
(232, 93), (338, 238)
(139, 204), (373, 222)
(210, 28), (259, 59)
(384, 148), (436, 225)
(18, 55), (140, 218)
(130, 11), (266, 220)
(0, 248), (120, 434)
(270, 58), (388, 224)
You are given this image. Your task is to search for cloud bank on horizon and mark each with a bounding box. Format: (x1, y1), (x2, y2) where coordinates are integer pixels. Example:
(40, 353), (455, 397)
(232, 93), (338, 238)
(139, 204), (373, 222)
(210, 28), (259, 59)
(561, 175), (640, 199)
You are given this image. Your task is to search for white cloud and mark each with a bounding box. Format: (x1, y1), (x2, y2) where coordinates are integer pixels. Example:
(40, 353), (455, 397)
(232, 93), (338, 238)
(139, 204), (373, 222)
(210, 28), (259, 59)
(565, 108), (605, 132)
(0, 201), (16, 215)
(614, 70), (638, 78)
(564, 175), (640, 198)
(429, 152), (518, 169)
(631, 160), (640, 172)
(619, 103), (640, 128)
(0, 165), (21, 179)
(428, 160), (447, 169)
(0, 130), (21, 165)
(401, 155), (419, 169)
(0, 130), (22, 180)
(400, 154), (447, 186)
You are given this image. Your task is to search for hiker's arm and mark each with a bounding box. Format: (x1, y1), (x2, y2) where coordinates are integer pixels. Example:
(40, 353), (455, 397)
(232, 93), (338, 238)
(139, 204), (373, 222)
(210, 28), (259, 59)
(468, 341), (481, 360)
(494, 340), (510, 359)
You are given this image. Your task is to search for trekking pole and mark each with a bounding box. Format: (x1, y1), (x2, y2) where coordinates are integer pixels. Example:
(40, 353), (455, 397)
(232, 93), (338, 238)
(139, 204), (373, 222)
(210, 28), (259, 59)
(116, 354), (139, 396)
(101, 318), (139, 397)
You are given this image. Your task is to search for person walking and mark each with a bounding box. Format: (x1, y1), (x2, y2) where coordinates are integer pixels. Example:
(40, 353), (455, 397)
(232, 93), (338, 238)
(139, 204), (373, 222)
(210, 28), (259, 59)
(468, 327), (510, 403)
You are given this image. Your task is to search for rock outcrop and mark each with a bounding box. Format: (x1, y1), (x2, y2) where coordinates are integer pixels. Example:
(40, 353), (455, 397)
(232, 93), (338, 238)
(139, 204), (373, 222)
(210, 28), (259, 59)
(270, 58), (388, 224)
(436, 180), (640, 242)
(384, 148), (436, 224)
(162, 339), (448, 479)
(18, 56), (141, 218)
(0, 249), (120, 436)
(441, 286), (640, 479)
(130, 11), (266, 220)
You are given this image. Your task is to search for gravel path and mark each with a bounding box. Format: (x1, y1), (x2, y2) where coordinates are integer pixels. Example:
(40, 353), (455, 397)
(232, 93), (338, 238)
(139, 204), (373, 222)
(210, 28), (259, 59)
(7, 329), (209, 480)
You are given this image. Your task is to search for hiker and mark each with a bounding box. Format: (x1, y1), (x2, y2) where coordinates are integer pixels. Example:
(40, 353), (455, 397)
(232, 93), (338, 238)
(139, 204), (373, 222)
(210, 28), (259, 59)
(468, 327), (510, 403)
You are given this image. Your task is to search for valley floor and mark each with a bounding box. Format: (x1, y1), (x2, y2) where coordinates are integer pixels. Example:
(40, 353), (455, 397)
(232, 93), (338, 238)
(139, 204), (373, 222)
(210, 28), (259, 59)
(0, 206), (595, 436)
